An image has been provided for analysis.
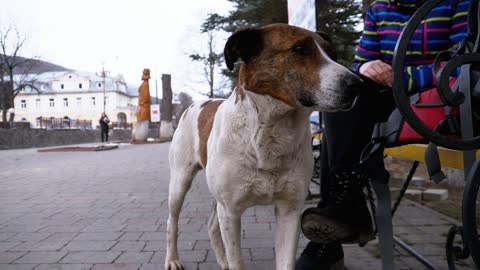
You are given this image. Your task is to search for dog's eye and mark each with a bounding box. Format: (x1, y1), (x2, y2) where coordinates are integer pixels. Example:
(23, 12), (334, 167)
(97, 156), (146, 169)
(293, 44), (313, 55)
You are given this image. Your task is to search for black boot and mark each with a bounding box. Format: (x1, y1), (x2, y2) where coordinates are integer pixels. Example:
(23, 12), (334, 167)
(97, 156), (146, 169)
(301, 168), (374, 245)
(295, 241), (345, 270)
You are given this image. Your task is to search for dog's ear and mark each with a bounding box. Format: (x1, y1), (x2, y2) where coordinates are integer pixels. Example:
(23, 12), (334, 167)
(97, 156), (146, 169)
(316, 31), (337, 61)
(224, 28), (263, 71)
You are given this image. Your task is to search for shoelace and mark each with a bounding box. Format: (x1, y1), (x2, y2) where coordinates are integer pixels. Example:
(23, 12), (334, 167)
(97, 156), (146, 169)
(330, 168), (369, 205)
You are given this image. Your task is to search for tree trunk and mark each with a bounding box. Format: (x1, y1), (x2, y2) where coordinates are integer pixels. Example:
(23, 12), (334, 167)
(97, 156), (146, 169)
(2, 80), (13, 124)
(160, 74), (174, 138)
(1, 86), (5, 123)
(208, 33), (215, 98)
(7, 71), (15, 115)
(1, 97), (6, 123)
(0, 70), (10, 123)
(209, 62), (214, 98)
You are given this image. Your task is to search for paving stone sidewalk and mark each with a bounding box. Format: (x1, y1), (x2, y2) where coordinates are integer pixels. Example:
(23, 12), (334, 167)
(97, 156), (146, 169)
(0, 143), (476, 270)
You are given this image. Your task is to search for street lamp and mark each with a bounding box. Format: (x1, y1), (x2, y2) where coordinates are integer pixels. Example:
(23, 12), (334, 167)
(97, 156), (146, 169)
(96, 64), (109, 113)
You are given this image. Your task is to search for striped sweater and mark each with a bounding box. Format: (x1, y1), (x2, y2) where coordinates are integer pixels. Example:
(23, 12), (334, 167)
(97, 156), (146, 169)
(353, 0), (469, 92)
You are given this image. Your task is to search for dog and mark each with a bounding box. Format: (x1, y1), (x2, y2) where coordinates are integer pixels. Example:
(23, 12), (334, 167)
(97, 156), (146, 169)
(165, 23), (361, 270)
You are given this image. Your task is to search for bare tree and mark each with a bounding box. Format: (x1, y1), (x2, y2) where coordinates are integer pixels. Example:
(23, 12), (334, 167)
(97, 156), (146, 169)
(189, 14), (230, 98)
(0, 26), (38, 124)
(176, 91), (193, 119)
(189, 31), (225, 98)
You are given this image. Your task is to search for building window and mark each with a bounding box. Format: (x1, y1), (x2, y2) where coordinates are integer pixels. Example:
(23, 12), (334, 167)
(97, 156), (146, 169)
(97, 82), (102, 88)
(49, 98), (55, 107)
(35, 98), (40, 108)
(20, 100), (26, 109)
(91, 97), (96, 106)
(79, 83), (82, 89)
(63, 98), (69, 107)
(76, 97), (82, 106)
(60, 84), (64, 89)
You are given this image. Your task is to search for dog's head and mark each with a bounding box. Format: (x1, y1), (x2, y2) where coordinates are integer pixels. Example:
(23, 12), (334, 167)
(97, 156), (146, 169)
(224, 23), (361, 111)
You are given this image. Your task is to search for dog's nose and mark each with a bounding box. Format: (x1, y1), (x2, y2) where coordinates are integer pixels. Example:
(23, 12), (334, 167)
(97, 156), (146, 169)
(343, 73), (363, 97)
(345, 73), (363, 92)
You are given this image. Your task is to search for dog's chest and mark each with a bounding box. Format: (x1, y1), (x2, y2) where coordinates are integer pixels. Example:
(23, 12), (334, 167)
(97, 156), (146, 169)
(243, 168), (301, 204)
(206, 97), (313, 206)
(208, 125), (312, 205)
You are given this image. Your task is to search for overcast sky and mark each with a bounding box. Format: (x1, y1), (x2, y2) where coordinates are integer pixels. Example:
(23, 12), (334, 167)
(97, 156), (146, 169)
(0, 0), (232, 99)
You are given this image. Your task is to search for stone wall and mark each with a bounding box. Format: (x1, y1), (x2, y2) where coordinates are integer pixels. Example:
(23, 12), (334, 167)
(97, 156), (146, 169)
(0, 128), (160, 150)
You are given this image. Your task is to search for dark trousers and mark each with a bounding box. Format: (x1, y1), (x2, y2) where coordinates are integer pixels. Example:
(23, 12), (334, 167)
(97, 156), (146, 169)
(320, 79), (396, 204)
(101, 127), (109, 142)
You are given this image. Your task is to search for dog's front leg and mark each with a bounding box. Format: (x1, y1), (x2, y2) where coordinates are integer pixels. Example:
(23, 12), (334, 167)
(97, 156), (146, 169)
(274, 200), (303, 270)
(217, 203), (245, 270)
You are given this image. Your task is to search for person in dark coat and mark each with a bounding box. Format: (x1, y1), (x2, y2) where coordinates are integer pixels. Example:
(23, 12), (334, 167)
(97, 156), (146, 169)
(99, 112), (110, 142)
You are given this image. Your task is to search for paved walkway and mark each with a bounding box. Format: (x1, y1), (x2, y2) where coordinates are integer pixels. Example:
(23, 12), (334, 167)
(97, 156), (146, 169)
(0, 143), (476, 270)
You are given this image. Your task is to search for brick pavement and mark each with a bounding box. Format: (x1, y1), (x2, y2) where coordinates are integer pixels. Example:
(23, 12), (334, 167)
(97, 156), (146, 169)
(0, 143), (476, 269)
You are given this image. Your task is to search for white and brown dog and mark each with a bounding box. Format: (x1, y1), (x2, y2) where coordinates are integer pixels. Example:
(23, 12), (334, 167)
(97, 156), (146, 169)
(165, 23), (361, 270)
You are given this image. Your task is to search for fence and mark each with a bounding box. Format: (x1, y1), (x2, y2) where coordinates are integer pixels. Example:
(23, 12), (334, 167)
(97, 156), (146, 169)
(111, 121), (132, 129)
(0, 122), (30, 129)
(36, 117), (92, 130)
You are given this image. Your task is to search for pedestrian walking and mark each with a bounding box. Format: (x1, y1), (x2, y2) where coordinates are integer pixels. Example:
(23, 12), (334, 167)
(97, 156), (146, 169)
(99, 112), (110, 142)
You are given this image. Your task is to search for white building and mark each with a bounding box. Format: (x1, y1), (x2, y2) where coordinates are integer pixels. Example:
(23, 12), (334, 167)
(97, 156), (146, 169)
(12, 71), (139, 128)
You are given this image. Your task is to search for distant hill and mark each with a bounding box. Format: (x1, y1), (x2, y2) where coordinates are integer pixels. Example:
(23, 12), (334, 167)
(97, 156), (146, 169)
(1, 55), (71, 74)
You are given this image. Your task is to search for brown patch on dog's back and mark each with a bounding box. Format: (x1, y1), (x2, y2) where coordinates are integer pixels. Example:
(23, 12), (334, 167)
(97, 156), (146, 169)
(198, 100), (224, 168)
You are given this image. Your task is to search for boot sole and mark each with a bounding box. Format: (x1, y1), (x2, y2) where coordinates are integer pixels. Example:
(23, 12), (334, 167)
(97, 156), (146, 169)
(301, 213), (374, 245)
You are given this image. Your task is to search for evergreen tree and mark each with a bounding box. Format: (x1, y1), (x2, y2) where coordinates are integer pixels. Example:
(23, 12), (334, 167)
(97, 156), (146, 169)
(316, 0), (362, 67)
(218, 0), (288, 32)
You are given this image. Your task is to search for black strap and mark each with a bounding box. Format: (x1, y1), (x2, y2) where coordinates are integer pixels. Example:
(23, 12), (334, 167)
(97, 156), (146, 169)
(425, 142), (447, 183)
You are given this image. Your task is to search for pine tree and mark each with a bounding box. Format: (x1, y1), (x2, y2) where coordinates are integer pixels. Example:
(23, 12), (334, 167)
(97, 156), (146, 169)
(218, 0), (288, 32)
(316, 0), (362, 67)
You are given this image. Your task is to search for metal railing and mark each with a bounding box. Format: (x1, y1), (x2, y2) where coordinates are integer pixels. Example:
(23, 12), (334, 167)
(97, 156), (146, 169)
(111, 121), (132, 129)
(36, 117), (92, 130)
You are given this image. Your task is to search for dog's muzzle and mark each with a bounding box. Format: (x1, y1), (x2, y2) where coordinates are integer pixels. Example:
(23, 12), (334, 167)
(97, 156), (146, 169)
(298, 93), (317, 107)
(339, 73), (363, 110)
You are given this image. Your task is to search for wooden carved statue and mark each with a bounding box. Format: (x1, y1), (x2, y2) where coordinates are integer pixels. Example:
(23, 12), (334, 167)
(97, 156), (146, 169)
(131, 69), (151, 142)
(137, 69), (151, 121)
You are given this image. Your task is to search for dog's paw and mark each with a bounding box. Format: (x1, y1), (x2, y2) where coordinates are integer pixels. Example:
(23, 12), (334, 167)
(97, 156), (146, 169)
(165, 260), (184, 270)
(219, 262), (229, 270)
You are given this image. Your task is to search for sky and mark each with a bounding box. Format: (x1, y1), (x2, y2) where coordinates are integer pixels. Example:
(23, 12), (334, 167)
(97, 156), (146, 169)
(0, 0), (232, 100)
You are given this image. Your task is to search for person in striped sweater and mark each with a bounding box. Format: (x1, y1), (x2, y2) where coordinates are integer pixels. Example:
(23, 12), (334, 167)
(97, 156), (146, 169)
(296, 0), (469, 269)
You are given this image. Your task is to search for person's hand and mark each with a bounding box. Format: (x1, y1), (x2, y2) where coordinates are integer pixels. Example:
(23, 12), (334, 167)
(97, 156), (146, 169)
(359, 60), (392, 87)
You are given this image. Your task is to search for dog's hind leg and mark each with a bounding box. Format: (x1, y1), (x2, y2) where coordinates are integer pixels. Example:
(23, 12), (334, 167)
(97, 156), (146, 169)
(165, 159), (199, 270)
(208, 202), (228, 269)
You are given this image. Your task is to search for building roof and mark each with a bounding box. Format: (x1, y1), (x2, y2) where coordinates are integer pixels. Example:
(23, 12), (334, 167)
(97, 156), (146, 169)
(127, 86), (139, 97)
(10, 71), (137, 97)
